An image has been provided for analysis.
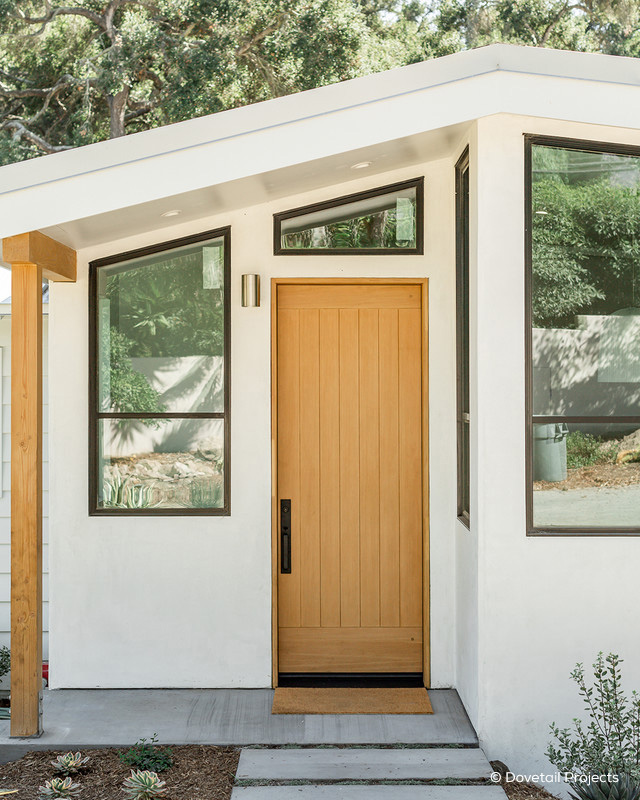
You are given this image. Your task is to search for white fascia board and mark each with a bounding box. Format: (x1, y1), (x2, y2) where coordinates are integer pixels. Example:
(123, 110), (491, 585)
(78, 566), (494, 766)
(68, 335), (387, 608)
(0, 46), (508, 194)
(1, 44), (638, 199)
(1, 44), (640, 239)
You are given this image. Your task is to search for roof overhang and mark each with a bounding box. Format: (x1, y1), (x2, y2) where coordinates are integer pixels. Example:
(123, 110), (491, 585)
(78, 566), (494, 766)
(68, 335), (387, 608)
(2, 43), (640, 250)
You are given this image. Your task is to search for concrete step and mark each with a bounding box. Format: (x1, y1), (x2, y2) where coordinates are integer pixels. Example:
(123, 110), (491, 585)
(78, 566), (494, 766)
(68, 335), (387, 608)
(231, 787), (507, 799)
(237, 747), (493, 781)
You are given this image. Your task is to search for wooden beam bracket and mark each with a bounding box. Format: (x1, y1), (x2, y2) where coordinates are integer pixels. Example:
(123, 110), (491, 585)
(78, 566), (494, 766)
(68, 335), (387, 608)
(3, 231), (76, 282)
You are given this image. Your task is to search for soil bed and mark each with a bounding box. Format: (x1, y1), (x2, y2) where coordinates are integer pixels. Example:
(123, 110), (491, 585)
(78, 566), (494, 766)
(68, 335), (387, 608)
(0, 745), (239, 800)
(502, 779), (562, 800)
(534, 462), (640, 491)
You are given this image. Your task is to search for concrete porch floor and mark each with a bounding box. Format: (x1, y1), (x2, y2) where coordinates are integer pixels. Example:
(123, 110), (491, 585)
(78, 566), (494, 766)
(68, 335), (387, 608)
(0, 689), (476, 757)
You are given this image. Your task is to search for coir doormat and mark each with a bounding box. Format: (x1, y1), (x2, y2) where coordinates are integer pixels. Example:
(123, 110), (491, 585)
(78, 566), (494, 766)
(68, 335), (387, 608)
(272, 686), (433, 715)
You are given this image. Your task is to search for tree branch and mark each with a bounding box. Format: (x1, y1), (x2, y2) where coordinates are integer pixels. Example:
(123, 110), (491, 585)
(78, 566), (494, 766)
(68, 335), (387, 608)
(124, 102), (156, 122)
(14, 4), (105, 35)
(1, 119), (74, 154)
(236, 13), (290, 58)
(0, 73), (77, 100)
(138, 67), (164, 91)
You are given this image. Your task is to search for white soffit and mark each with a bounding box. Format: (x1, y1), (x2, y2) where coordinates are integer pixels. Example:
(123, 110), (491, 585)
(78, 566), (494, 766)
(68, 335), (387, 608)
(40, 126), (463, 249)
(1, 43), (640, 246)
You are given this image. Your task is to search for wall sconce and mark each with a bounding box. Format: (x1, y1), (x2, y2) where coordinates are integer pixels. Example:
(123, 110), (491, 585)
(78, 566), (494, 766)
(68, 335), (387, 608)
(241, 274), (260, 307)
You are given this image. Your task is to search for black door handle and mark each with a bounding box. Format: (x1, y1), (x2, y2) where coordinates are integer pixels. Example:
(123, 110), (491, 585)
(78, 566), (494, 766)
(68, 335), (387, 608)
(281, 499), (291, 574)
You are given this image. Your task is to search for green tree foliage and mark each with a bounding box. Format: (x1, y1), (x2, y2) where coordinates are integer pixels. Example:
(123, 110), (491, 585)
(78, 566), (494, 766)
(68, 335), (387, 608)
(532, 172), (640, 328)
(2, 1), (640, 165)
(433, 0), (640, 55)
(0, 0), (425, 163)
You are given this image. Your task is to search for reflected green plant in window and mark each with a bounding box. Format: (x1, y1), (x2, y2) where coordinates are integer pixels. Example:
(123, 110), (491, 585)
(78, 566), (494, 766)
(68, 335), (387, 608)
(189, 480), (223, 509)
(102, 473), (156, 509)
(102, 329), (165, 422)
(566, 431), (619, 469)
(105, 252), (224, 358)
(532, 149), (640, 329)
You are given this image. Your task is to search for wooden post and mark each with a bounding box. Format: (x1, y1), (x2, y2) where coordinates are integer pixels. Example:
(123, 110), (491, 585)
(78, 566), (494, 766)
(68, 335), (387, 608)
(3, 231), (76, 737)
(10, 263), (43, 737)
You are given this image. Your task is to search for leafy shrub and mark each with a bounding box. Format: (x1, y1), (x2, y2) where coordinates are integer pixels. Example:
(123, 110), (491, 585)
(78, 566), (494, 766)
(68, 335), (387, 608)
(38, 777), (82, 798)
(569, 774), (640, 800)
(122, 770), (167, 799)
(566, 432), (618, 469)
(119, 735), (173, 773)
(0, 646), (9, 679)
(547, 653), (640, 781)
(50, 752), (89, 776)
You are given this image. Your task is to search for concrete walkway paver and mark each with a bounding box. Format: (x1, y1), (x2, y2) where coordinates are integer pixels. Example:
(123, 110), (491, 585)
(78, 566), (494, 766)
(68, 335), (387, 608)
(237, 747), (493, 780)
(231, 787), (506, 799)
(232, 745), (507, 800)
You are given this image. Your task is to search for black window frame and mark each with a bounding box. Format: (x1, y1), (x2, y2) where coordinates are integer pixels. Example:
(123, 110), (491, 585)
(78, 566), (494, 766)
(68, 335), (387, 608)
(273, 177), (424, 255)
(525, 134), (640, 536)
(88, 226), (231, 517)
(456, 148), (471, 528)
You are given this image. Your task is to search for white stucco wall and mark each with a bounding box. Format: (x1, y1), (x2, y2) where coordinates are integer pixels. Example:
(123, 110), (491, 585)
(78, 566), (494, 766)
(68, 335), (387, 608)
(45, 108), (640, 785)
(473, 114), (640, 787)
(48, 157), (461, 689)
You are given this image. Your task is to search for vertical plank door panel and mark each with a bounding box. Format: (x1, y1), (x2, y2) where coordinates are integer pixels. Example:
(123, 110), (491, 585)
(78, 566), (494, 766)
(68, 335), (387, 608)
(298, 309), (321, 628)
(277, 308), (301, 629)
(338, 309), (360, 628)
(277, 283), (424, 674)
(319, 310), (341, 628)
(358, 308), (380, 629)
(379, 309), (401, 628)
(399, 308), (424, 629)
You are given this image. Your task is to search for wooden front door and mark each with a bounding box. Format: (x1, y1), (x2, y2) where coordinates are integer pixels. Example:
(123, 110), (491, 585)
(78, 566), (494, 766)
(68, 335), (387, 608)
(275, 281), (426, 674)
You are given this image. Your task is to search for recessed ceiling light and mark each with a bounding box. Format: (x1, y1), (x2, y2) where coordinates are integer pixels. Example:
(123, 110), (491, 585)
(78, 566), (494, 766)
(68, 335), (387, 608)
(161, 209), (182, 218)
(351, 161), (372, 170)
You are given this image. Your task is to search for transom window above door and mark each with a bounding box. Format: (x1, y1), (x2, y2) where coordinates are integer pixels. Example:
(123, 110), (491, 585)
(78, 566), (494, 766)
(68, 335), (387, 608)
(89, 227), (230, 516)
(274, 177), (424, 255)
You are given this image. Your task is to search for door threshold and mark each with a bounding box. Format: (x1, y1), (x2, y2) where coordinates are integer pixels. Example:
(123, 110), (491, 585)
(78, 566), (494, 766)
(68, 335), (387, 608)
(278, 673), (424, 688)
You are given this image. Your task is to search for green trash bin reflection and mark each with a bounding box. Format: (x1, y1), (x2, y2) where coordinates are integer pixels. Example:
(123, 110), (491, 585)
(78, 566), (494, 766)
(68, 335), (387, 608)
(533, 423), (569, 482)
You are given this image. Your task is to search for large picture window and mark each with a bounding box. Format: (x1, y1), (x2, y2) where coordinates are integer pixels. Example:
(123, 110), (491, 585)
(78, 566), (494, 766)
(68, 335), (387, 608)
(89, 228), (230, 515)
(526, 136), (640, 533)
(274, 178), (424, 255)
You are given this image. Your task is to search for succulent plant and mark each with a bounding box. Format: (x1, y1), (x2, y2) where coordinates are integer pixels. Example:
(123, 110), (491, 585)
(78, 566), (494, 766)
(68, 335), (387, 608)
(51, 752), (90, 776)
(38, 777), (82, 798)
(122, 770), (167, 799)
(102, 474), (155, 509)
(570, 775), (640, 800)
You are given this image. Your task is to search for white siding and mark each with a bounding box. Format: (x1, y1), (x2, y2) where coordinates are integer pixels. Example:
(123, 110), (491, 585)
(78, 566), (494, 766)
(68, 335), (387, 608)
(0, 313), (49, 659)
